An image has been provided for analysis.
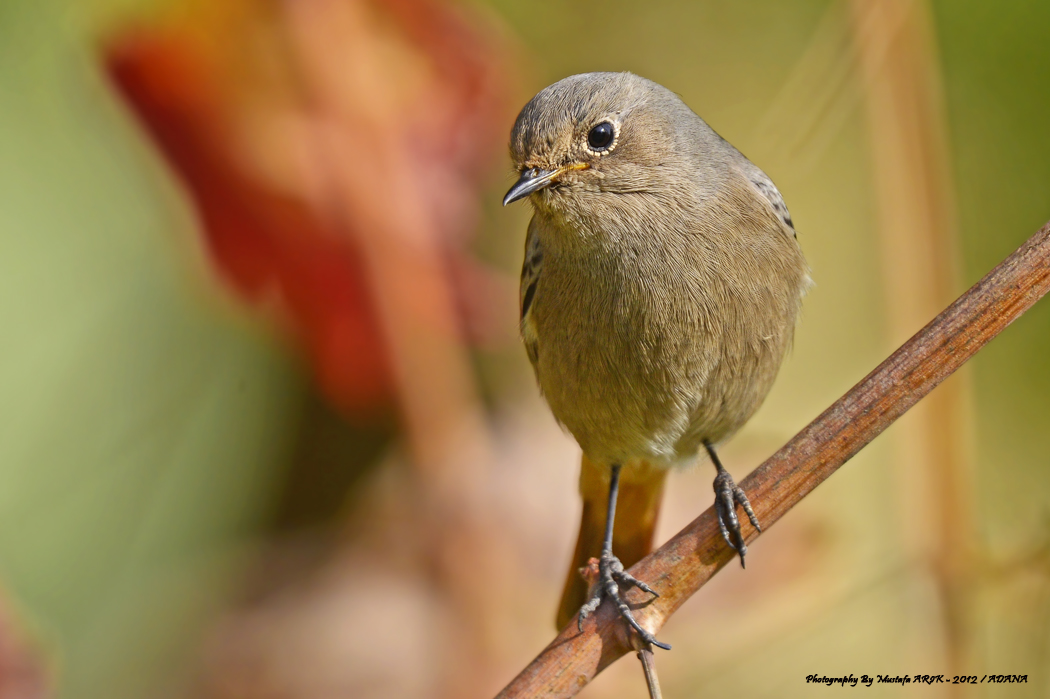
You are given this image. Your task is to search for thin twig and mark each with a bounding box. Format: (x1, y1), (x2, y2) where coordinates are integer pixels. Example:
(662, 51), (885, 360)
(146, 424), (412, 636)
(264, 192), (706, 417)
(636, 647), (663, 699)
(496, 221), (1050, 698)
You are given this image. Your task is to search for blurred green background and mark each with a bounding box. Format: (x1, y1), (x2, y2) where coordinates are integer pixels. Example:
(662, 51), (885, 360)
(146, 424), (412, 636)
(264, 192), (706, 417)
(1, 0), (1048, 697)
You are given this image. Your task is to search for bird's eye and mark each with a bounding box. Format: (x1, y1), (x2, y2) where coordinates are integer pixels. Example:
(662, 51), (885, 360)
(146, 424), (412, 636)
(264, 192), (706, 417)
(587, 122), (615, 151)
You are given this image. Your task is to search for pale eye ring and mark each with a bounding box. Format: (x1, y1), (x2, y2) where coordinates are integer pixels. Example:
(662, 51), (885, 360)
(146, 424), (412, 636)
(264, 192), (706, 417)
(586, 122), (616, 152)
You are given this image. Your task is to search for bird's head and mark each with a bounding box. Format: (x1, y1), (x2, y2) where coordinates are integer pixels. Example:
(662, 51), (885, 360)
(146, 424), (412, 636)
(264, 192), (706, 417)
(503, 72), (703, 215)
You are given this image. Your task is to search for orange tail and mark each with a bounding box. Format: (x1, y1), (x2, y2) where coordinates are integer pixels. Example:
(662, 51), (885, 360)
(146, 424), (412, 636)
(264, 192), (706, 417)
(555, 455), (668, 631)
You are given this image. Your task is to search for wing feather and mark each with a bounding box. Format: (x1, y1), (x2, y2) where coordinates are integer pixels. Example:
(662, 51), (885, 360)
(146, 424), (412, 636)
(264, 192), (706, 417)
(748, 172), (795, 235)
(519, 219), (543, 367)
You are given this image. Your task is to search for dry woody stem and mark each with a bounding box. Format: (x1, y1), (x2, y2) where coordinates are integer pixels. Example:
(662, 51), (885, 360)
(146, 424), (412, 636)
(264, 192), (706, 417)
(496, 220), (1050, 698)
(636, 647), (663, 699)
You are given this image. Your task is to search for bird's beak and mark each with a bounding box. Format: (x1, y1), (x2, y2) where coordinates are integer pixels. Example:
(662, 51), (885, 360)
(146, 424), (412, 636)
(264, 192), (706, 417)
(502, 163), (588, 206)
(503, 168), (558, 206)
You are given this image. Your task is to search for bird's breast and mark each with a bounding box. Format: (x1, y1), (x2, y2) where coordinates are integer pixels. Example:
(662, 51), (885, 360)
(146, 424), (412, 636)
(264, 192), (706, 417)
(527, 197), (806, 467)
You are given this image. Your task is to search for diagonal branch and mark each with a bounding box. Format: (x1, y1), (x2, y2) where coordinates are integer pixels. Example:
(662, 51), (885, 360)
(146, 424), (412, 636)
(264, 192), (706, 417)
(496, 220), (1050, 698)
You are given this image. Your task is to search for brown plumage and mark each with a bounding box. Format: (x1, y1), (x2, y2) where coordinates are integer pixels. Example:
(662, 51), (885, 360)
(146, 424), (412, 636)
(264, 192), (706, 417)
(505, 72), (810, 646)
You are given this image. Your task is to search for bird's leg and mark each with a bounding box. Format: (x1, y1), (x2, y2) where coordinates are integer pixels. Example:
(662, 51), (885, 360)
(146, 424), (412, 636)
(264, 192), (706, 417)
(705, 441), (761, 567)
(577, 463), (670, 650)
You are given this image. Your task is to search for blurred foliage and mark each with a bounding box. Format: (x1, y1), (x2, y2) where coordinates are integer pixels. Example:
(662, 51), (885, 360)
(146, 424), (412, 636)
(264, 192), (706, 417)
(933, 0), (1050, 543)
(0, 2), (307, 697)
(932, 0), (1050, 684)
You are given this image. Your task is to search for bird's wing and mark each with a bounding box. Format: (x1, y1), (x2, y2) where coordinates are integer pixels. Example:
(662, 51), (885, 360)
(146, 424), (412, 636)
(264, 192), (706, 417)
(747, 171), (795, 235)
(520, 218), (542, 366)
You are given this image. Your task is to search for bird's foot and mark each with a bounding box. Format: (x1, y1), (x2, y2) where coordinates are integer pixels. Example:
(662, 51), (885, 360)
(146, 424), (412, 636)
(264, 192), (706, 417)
(577, 552), (670, 650)
(713, 467), (761, 567)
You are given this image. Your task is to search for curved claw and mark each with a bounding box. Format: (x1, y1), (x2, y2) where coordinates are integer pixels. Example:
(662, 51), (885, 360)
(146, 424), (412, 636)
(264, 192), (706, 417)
(621, 611), (672, 651)
(613, 569), (659, 597)
(610, 590), (671, 650)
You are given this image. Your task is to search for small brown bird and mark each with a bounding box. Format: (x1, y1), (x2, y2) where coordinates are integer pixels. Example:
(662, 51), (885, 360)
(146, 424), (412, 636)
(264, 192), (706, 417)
(504, 72), (809, 650)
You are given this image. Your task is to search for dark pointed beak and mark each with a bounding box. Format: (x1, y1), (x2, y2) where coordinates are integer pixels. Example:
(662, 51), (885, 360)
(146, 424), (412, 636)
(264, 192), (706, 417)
(503, 168), (558, 206)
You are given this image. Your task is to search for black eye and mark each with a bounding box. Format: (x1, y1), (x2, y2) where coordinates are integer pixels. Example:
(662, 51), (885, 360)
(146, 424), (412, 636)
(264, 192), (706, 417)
(587, 122), (615, 151)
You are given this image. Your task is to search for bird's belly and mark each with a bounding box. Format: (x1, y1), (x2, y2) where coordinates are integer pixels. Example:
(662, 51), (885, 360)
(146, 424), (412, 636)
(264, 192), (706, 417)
(536, 342), (698, 467)
(532, 279), (777, 468)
